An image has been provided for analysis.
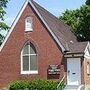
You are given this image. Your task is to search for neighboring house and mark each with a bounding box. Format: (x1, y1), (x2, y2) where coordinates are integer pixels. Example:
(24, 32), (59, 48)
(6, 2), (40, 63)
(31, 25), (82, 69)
(0, 0), (90, 89)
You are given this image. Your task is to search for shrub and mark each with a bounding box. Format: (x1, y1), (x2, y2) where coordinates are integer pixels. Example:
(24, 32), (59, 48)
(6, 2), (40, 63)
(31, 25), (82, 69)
(9, 80), (30, 90)
(9, 80), (59, 90)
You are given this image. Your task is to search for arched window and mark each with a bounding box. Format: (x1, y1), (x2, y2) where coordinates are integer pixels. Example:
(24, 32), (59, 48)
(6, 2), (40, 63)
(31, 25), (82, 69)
(25, 17), (33, 31)
(21, 42), (38, 74)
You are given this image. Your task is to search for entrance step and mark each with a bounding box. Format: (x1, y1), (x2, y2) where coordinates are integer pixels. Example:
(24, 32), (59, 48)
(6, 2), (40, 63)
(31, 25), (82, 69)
(64, 85), (79, 90)
(63, 85), (85, 90)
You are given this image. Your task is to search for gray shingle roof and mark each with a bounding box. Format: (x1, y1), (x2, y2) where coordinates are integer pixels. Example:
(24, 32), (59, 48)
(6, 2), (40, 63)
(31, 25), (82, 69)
(32, 0), (88, 53)
(68, 42), (88, 53)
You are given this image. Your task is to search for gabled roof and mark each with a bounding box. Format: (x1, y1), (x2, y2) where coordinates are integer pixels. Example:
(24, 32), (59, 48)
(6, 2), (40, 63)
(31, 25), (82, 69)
(0, 0), (89, 53)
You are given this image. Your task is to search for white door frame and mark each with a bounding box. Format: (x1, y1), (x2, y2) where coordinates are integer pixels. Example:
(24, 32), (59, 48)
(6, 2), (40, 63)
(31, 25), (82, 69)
(67, 58), (81, 85)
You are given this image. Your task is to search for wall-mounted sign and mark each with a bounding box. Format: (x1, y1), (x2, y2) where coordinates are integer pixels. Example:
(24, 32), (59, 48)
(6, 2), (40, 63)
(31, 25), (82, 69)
(48, 65), (60, 75)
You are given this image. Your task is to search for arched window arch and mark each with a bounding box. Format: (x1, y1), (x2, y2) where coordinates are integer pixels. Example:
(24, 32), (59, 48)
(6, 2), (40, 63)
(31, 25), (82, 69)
(25, 17), (33, 31)
(21, 42), (38, 74)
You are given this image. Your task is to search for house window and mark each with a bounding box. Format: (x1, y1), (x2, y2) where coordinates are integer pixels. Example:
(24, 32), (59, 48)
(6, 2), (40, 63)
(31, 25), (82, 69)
(25, 17), (33, 31)
(21, 42), (38, 74)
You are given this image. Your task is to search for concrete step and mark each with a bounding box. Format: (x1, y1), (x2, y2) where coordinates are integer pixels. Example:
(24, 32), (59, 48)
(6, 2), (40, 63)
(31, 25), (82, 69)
(64, 85), (79, 90)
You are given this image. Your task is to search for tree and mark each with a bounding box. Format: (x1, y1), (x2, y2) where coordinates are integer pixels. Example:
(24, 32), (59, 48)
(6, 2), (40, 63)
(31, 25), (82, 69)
(86, 0), (90, 6)
(59, 0), (90, 41)
(0, 0), (9, 45)
(59, 9), (79, 34)
(76, 5), (90, 41)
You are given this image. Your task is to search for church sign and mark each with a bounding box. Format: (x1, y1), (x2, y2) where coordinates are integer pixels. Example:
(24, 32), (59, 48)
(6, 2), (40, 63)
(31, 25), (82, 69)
(48, 65), (60, 75)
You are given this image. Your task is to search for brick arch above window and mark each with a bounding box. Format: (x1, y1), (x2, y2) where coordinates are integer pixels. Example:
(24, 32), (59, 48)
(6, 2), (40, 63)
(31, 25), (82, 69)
(21, 39), (38, 53)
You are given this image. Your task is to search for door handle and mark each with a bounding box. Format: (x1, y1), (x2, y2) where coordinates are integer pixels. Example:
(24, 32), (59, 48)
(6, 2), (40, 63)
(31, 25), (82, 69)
(72, 73), (76, 75)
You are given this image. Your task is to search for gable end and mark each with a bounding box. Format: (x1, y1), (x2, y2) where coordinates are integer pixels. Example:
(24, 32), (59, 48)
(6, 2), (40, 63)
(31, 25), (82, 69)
(84, 42), (90, 59)
(0, 0), (66, 52)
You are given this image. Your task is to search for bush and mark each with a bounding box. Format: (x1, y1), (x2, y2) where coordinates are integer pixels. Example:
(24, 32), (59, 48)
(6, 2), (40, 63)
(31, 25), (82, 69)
(9, 80), (30, 90)
(9, 80), (59, 90)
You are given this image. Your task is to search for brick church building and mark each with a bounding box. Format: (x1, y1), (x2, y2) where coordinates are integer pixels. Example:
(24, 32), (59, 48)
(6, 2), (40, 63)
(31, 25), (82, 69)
(0, 0), (90, 89)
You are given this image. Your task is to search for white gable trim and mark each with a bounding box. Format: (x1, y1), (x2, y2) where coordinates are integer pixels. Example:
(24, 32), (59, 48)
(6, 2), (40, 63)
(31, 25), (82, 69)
(0, 0), (28, 52)
(0, 0), (65, 52)
(29, 0), (66, 51)
(84, 42), (90, 59)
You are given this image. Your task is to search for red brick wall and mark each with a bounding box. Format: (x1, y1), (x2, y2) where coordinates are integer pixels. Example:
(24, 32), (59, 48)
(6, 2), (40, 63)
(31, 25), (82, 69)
(0, 4), (63, 87)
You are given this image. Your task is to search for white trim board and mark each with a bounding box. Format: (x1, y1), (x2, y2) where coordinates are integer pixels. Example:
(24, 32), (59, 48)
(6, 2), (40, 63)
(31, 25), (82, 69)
(0, 0), (65, 52)
(0, 0), (28, 52)
(84, 42), (90, 59)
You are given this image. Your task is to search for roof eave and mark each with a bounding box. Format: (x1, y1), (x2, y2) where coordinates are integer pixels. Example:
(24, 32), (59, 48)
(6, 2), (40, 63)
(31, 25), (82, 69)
(64, 51), (84, 55)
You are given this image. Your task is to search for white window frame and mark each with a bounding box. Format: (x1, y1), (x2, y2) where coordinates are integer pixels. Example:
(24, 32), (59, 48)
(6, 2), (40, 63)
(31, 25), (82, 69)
(21, 43), (38, 74)
(25, 17), (33, 32)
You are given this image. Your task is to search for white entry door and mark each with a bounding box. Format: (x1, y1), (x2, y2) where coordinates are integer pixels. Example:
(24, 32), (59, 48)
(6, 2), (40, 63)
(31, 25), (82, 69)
(67, 58), (81, 85)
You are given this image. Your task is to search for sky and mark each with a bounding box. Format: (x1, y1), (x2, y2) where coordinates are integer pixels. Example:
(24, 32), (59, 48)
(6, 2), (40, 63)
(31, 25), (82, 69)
(4, 0), (86, 26)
